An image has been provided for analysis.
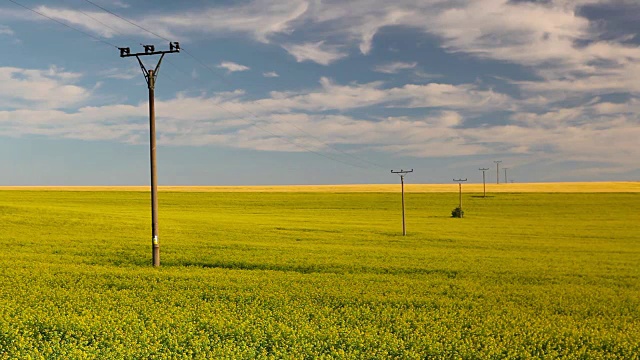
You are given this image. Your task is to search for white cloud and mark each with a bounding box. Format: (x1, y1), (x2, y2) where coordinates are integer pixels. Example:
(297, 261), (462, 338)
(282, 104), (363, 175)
(4, 0), (309, 42)
(217, 61), (250, 73)
(0, 1), (304, 49)
(517, 61), (640, 96)
(413, 70), (442, 80)
(13, 1), (640, 98)
(0, 25), (13, 36)
(0, 76), (638, 170)
(304, 0), (640, 98)
(373, 62), (417, 74)
(8, 101), (636, 169)
(112, 1), (130, 8)
(398, 83), (508, 109)
(593, 98), (640, 115)
(263, 71), (279, 78)
(0, 71), (507, 152)
(0, 66), (89, 109)
(98, 67), (139, 80)
(0, 104), (146, 143)
(282, 41), (347, 65)
(34, 6), (137, 39)
(428, 1), (589, 65)
(142, 0), (309, 43)
(154, 77), (510, 118)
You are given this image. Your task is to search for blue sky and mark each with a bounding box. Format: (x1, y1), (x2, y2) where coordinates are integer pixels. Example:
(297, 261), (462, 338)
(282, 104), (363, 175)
(1, 0), (639, 185)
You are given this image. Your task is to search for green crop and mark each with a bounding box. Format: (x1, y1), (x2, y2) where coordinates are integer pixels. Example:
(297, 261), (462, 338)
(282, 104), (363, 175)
(0, 190), (638, 358)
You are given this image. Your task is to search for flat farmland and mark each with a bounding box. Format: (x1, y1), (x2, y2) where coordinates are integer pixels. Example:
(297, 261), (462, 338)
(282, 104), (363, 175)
(0, 183), (638, 358)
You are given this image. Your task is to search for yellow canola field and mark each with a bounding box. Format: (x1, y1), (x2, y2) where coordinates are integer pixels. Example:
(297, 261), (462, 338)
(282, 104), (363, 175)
(1, 181), (639, 192)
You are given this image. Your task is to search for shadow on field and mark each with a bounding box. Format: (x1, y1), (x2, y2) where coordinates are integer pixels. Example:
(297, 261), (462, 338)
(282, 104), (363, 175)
(470, 195), (495, 198)
(178, 260), (459, 278)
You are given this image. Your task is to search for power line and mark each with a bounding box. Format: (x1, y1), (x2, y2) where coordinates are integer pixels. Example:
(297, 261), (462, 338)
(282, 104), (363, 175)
(81, 0), (170, 42)
(8, 0), (398, 172)
(7, 0), (118, 48)
(9, 0), (362, 170)
(71, 6), (124, 38)
(10, 0), (366, 171)
(79, 0), (390, 171)
(63, 0), (365, 169)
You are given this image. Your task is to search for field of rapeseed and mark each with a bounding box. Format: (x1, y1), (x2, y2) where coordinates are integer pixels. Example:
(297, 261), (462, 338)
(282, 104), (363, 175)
(0, 187), (638, 358)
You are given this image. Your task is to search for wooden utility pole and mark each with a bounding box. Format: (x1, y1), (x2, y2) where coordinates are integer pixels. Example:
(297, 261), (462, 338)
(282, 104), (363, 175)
(494, 160), (502, 184)
(453, 178), (467, 217)
(391, 169), (413, 236)
(119, 42), (180, 267)
(479, 168), (489, 197)
(504, 168), (509, 184)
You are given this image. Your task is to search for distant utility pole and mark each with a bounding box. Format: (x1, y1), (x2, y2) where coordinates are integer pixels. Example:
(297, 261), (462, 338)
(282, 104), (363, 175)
(118, 42), (180, 267)
(391, 169), (413, 236)
(453, 178), (467, 217)
(479, 168), (489, 198)
(504, 168), (509, 184)
(494, 161), (502, 184)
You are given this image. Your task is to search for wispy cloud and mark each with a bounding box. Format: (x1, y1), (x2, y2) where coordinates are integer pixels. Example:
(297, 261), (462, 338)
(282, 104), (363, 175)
(1, 68), (639, 170)
(413, 70), (442, 80)
(217, 61), (250, 73)
(373, 61), (417, 74)
(0, 25), (14, 36)
(139, 0), (310, 43)
(112, 1), (130, 8)
(3, 93), (638, 168)
(15, 1), (640, 98)
(282, 41), (347, 65)
(98, 67), (139, 80)
(34, 6), (130, 39)
(263, 71), (279, 78)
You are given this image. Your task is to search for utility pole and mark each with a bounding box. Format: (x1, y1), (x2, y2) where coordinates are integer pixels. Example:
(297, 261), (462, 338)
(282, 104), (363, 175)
(479, 168), (489, 198)
(494, 160), (502, 184)
(453, 178), (467, 217)
(504, 168), (509, 184)
(391, 169), (413, 236)
(119, 42), (180, 267)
